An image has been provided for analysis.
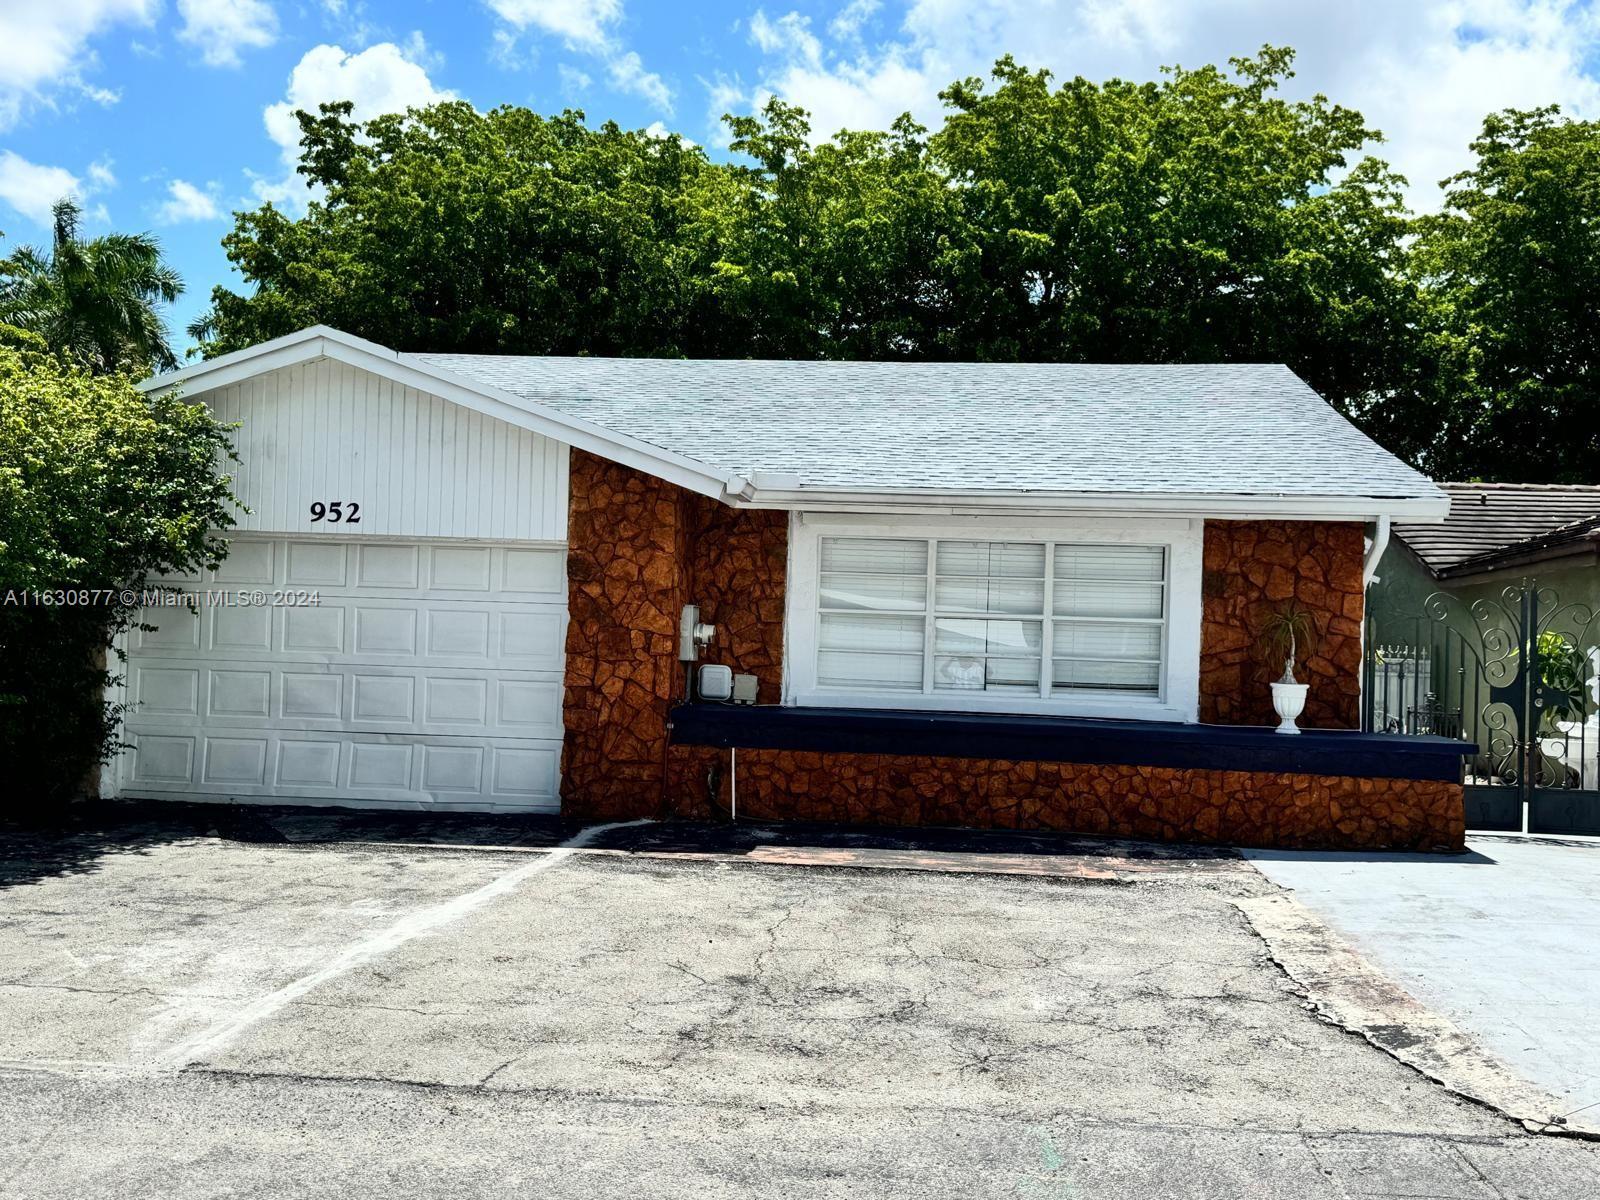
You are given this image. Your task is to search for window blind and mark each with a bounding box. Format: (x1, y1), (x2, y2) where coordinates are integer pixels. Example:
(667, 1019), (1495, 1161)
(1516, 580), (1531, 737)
(815, 536), (1167, 701)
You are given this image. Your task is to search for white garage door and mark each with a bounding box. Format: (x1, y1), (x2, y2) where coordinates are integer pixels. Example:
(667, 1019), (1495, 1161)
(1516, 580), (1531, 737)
(117, 535), (567, 812)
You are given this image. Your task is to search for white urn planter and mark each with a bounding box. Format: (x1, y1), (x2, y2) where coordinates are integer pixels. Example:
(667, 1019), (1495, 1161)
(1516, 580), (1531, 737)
(1270, 681), (1309, 735)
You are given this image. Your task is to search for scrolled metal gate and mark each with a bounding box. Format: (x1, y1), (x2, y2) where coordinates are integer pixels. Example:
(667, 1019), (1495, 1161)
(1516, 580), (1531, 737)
(1364, 580), (1600, 835)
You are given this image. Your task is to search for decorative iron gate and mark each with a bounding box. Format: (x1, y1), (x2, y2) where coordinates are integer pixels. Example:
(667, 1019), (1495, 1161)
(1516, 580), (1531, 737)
(1364, 581), (1600, 835)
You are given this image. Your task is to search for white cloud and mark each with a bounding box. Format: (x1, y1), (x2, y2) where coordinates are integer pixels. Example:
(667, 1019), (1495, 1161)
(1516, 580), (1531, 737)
(484, 0), (623, 50)
(733, 0), (1600, 210)
(0, 150), (80, 225)
(177, 0), (278, 68)
(829, 0), (881, 42)
(156, 178), (222, 223)
(558, 63), (593, 95)
(483, 0), (673, 113)
(700, 71), (751, 145)
(263, 39), (456, 164)
(644, 119), (696, 147)
(87, 159), (116, 189)
(243, 168), (297, 207)
(256, 39), (456, 211)
(751, 10), (823, 69)
(0, 0), (156, 128)
(608, 50), (673, 112)
(318, 0), (382, 48)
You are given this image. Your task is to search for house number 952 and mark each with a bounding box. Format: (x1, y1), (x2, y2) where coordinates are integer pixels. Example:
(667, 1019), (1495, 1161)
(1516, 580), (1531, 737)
(309, 501), (361, 523)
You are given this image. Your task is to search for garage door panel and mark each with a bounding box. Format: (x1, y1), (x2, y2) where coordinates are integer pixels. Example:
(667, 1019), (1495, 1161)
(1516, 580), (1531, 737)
(353, 606), (420, 656)
(284, 605), (345, 653)
(118, 534), (566, 813)
(214, 539), (275, 583)
(277, 739), (341, 787)
(503, 548), (564, 594)
(126, 731), (558, 811)
(285, 540), (349, 587)
(424, 677), (488, 726)
(282, 672), (342, 719)
(208, 669), (271, 718)
(131, 735), (197, 784)
(490, 746), (557, 801)
(429, 546), (493, 591)
(349, 742), (412, 790)
(203, 737), (269, 786)
(133, 667), (200, 716)
(212, 605), (273, 652)
(425, 609), (488, 657)
(499, 612), (563, 669)
(351, 673), (415, 723)
(136, 609), (201, 650)
(130, 661), (558, 739)
(356, 544), (420, 589)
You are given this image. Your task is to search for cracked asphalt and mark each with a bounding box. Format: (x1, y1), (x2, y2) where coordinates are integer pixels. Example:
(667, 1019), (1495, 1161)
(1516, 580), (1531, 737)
(3, 809), (1599, 1198)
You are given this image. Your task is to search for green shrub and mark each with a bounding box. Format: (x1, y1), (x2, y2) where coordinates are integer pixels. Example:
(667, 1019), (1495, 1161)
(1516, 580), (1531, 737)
(0, 340), (237, 812)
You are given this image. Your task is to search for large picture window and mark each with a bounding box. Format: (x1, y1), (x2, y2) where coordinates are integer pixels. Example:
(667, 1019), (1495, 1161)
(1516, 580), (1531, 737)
(790, 518), (1202, 722)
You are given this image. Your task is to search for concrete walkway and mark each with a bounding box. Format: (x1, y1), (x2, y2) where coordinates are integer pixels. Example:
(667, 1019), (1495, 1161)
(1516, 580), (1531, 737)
(1245, 835), (1600, 1125)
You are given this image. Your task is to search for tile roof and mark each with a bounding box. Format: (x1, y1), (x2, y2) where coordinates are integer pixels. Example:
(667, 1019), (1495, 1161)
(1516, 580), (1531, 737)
(412, 354), (1440, 504)
(1393, 483), (1600, 574)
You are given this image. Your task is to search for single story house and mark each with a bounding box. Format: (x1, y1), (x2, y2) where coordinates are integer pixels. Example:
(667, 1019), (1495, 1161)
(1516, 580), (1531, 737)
(113, 326), (1470, 850)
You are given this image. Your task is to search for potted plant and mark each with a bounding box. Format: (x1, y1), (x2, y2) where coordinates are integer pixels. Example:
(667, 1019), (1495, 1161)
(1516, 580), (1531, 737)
(1256, 600), (1319, 735)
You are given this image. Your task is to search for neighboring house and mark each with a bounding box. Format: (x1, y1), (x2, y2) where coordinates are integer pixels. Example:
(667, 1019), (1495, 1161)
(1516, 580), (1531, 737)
(1371, 483), (1600, 642)
(116, 327), (1470, 850)
(1367, 484), (1600, 799)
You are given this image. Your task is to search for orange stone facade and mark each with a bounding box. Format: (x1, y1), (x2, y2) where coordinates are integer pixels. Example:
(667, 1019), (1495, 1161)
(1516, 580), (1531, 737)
(561, 452), (1463, 850)
(1200, 520), (1365, 729)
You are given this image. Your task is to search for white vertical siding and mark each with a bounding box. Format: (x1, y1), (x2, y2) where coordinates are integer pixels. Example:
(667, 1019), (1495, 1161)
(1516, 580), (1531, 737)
(201, 359), (569, 542)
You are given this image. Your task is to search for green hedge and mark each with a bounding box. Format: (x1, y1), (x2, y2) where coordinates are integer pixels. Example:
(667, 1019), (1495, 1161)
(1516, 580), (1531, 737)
(0, 340), (237, 811)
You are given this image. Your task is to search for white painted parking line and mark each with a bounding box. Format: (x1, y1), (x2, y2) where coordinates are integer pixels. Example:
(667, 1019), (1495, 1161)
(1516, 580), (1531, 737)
(154, 820), (652, 1071)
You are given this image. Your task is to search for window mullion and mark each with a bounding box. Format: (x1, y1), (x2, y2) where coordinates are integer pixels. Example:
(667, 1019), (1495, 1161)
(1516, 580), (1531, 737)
(1040, 543), (1056, 699)
(922, 538), (936, 694)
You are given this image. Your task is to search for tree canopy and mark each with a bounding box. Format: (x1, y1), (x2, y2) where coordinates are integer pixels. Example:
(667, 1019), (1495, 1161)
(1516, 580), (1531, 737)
(1405, 107), (1600, 483)
(190, 46), (1600, 483)
(1, 199), (184, 374)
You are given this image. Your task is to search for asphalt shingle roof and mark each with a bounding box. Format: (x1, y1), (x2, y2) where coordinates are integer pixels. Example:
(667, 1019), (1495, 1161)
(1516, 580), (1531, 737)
(413, 355), (1438, 503)
(1394, 483), (1600, 574)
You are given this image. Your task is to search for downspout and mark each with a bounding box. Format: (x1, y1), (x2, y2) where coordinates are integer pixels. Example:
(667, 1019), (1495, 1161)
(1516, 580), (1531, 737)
(1359, 514), (1391, 732)
(1363, 514), (1391, 587)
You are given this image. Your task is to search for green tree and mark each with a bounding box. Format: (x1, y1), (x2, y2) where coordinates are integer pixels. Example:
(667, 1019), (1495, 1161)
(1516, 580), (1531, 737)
(0, 340), (237, 810)
(928, 48), (1420, 411)
(194, 50), (1420, 421)
(0, 199), (184, 374)
(714, 103), (961, 358)
(193, 101), (746, 358)
(1408, 107), (1600, 482)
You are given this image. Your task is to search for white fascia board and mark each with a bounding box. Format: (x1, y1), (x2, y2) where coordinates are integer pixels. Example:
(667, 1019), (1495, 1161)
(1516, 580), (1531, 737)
(732, 487), (1451, 521)
(139, 326), (739, 502)
(139, 326), (348, 397)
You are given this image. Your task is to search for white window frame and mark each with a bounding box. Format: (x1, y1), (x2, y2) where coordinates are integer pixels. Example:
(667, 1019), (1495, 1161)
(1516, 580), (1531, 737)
(783, 512), (1204, 723)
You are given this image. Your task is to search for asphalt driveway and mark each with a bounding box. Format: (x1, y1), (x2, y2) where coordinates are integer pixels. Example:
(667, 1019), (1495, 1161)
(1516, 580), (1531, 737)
(1246, 834), (1600, 1126)
(3, 807), (1599, 1198)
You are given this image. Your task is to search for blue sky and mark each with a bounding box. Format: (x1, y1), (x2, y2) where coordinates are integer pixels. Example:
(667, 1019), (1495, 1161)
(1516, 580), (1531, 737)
(3, 0), (1599, 352)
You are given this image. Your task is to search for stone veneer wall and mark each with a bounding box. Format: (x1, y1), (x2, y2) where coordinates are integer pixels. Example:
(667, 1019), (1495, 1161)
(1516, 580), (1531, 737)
(562, 455), (1459, 849)
(561, 451), (789, 821)
(718, 754), (1462, 852)
(560, 451), (688, 821)
(1200, 520), (1365, 729)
